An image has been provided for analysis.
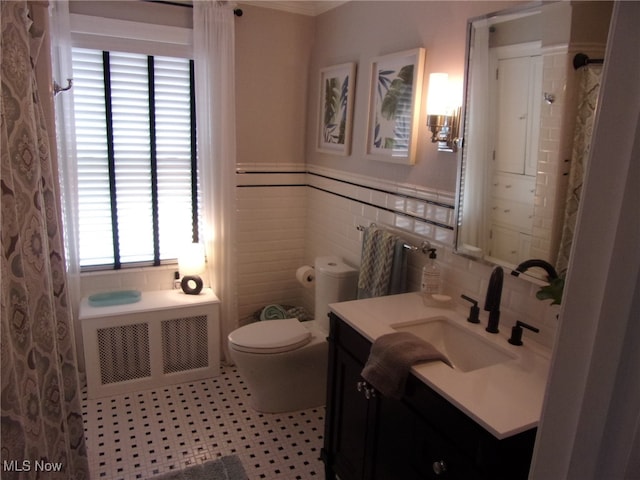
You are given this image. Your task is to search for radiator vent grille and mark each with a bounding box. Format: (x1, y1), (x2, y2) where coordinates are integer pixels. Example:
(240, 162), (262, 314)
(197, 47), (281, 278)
(161, 315), (209, 374)
(81, 291), (220, 399)
(97, 323), (151, 384)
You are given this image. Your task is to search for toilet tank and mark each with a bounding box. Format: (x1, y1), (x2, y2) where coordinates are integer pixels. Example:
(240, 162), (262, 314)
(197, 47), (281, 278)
(314, 256), (358, 331)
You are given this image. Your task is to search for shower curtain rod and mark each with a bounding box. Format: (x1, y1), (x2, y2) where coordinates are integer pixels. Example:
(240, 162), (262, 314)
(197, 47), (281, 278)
(573, 53), (604, 70)
(149, 1), (243, 16)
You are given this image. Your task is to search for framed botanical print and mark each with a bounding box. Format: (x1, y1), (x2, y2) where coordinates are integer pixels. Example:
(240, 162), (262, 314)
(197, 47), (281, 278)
(366, 48), (425, 165)
(317, 62), (356, 155)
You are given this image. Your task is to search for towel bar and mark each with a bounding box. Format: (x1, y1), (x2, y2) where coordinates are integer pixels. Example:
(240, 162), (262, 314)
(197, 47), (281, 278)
(356, 223), (431, 254)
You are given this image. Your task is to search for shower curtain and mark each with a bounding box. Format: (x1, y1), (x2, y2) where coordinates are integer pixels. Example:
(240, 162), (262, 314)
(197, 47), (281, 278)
(48, 0), (84, 371)
(193, 1), (239, 363)
(556, 64), (603, 274)
(1, 1), (89, 478)
(459, 20), (491, 254)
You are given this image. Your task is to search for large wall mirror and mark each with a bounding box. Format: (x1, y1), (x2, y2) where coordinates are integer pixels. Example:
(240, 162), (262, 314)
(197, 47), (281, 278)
(455, 1), (612, 281)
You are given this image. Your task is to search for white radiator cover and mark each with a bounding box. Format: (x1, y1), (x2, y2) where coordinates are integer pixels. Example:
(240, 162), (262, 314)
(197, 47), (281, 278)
(80, 289), (220, 399)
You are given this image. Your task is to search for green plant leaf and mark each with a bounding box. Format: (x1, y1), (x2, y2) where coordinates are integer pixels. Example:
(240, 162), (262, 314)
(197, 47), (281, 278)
(396, 64), (414, 85)
(323, 77), (339, 126)
(380, 65), (414, 121)
(536, 277), (565, 305)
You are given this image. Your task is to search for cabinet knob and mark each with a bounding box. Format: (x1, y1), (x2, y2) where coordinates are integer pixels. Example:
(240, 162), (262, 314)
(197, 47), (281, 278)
(364, 387), (376, 399)
(432, 460), (448, 475)
(356, 381), (376, 399)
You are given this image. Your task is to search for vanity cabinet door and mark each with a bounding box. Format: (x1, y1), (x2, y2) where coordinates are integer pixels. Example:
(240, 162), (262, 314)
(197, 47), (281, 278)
(373, 392), (480, 480)
(324, 313), (379, 480)
(401, 370), (536, 480)
(329, 344), (378, 480)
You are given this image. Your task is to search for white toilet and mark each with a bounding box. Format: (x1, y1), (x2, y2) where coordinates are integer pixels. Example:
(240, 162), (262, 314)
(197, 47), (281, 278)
(228, 257), (358, 413)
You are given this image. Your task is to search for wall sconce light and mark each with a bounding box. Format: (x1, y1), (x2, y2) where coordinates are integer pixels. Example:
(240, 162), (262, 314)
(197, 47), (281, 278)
(426, 73), (461, 153)
(178, 243), (206, 295)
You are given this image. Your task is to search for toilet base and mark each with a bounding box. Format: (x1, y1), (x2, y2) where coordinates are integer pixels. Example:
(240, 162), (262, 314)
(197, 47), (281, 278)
(229, 326), (328, 413)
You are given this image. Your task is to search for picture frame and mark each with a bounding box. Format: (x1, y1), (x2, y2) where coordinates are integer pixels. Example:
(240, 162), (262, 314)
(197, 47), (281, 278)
(317, 62), (356, 155)
(365, 48), (426, 165)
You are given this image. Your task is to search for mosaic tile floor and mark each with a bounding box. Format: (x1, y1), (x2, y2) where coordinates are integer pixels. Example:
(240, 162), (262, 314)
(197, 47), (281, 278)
(82, 366), (325, 479)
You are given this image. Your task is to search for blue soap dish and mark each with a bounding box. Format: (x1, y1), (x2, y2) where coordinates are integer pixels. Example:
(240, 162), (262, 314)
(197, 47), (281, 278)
(88, 290), (142, 307)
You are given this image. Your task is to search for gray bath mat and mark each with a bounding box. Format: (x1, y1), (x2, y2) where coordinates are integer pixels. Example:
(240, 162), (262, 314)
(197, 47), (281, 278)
(150, 455), (247, 480)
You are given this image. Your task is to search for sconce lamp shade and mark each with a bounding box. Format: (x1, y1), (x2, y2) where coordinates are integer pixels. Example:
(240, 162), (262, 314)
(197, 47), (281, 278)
(426, 73), (451, 116)
(178, 243), (205, 295)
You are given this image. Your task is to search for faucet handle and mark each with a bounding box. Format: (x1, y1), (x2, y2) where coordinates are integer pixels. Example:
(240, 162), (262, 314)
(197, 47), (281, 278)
(508, 321), (540, 346)
(461, 295), (480, 324)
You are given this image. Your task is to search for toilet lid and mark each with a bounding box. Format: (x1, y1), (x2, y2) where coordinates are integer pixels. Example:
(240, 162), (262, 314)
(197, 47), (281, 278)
(228, 318), (312, 354)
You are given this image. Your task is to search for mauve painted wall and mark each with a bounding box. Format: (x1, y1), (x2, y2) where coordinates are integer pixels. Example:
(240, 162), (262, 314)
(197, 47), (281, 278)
(235, 4), (315, 169)
(306, 1), (519, 193)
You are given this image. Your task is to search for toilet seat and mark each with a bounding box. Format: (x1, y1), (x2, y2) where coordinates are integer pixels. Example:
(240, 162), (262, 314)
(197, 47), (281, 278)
(228, 318), (312, 354)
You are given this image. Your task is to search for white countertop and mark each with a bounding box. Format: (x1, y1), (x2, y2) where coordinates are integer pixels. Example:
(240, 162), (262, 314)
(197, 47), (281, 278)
(329, 292), (551, 440)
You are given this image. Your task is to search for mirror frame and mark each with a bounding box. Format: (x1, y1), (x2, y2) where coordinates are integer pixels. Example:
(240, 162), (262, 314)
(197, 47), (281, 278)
(453, 1), (550, 282)
(454, 0), (612, 289)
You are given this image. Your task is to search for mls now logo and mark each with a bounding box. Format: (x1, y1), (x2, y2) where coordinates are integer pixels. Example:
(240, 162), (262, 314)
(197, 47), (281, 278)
(3, 460), (64, 472)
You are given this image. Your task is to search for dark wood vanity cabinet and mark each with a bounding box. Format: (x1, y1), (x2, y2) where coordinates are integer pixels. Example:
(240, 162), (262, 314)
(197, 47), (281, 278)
(322, 313), (536, 480)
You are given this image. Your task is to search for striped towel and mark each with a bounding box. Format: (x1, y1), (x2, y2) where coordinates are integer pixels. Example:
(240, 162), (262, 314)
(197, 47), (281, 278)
(357, 225), (406, 299)
(260, 304), (288, 320)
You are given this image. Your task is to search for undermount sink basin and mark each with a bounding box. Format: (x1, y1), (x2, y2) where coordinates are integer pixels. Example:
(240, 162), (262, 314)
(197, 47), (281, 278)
(391, 316), (516, 372)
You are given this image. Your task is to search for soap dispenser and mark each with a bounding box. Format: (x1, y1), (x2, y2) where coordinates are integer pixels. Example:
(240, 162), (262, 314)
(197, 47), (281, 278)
(421, 248), (441, 296)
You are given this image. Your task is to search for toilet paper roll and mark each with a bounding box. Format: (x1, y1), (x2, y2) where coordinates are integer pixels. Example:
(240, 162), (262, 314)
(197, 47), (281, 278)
(296, 265), (315, 288)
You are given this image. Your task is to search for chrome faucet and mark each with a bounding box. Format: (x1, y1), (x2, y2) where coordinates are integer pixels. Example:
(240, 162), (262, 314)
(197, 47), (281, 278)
(484, 266), (503, 334)
(511, 259), (559, 281)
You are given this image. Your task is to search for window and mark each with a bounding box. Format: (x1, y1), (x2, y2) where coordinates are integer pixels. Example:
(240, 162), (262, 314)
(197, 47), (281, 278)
(71, 47), (200, 269)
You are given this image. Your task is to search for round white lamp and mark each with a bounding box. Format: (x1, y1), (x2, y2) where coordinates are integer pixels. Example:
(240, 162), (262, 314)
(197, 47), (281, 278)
(178, 243), (206, 295)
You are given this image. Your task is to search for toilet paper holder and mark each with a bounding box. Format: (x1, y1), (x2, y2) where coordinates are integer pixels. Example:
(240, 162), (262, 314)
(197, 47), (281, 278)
(296, 265), (315, 288)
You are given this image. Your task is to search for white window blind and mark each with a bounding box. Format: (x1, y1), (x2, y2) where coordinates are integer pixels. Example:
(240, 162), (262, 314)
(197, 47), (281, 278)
(72, 47), (199, 268)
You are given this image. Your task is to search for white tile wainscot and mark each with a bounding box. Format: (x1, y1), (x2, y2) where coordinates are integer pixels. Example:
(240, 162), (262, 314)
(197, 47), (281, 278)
(80, 289), (220, 399)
